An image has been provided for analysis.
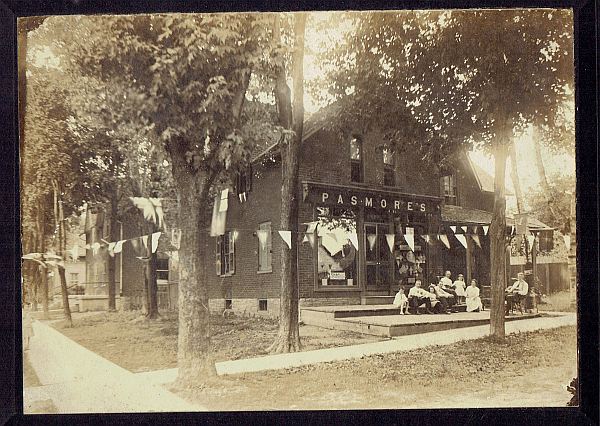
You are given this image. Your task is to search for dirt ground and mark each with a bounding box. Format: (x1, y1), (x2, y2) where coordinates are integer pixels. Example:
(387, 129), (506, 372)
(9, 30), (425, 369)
(51, 311), (383, 372)
(169, 325), (577, 410)
(23, 352), (59, 414)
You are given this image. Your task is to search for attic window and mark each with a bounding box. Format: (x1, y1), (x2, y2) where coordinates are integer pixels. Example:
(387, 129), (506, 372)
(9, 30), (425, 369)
(382, 148), (395, 186)
(441, 174), (458, 205)
(350, 136), (363, 183)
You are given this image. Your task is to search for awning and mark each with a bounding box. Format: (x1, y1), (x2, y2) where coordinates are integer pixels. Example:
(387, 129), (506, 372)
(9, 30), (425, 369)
(442, 205), (553, 231)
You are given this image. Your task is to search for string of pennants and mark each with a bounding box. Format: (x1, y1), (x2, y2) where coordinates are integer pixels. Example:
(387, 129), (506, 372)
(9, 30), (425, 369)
(75, 231), (163, 260)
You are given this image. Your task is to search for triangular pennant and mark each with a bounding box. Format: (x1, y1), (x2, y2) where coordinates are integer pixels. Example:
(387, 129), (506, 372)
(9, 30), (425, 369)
(563, 235), (571, 250)
(385, 234), (395, 254)
(405, 227), (415, 252)
(440, 234), (450, 249)
(455, 234), (468, 249)
(114, 240), (125, 254)
(367, 234), (377, 251)
(450, 226), (457, 233)
(348, 231), (359, 251)
(151, 231), (161, 254)
(302, 234), (309, 243)
(108, 242), (116, 257)
(482, 226), (489, 235)
(307, 233), (316, 248)
(141, 235), (149, 250)
(471, 234), (482, 248)
(305, 221), (318, 234)
(460, 226), (467, 233)
(278, 230), (292, 249)
(473, 226), (479, 234)
(256, 229), (269, 251)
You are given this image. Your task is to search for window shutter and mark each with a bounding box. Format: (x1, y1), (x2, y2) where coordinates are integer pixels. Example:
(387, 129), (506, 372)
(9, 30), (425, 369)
(215, 237), (221, 276)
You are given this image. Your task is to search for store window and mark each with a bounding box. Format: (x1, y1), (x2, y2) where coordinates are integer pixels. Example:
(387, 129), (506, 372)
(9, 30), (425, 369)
(257, 222), (272, 272)
(382, 147), (395, 186)
(216, 231), (236, 276)
(441, 174), (458, 205)
(316, 207), (358, 287)
(350, 136), (363, 183)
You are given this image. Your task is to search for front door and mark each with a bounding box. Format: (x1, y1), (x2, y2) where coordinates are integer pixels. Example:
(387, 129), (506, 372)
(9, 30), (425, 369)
(364, 223), (393, 292)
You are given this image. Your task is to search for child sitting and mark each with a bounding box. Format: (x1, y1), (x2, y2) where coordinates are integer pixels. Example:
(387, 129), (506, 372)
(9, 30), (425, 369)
(393, 288), (410, 315)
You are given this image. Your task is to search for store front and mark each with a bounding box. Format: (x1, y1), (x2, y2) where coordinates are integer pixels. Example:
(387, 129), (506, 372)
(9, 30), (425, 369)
(303, 181), (443, 296)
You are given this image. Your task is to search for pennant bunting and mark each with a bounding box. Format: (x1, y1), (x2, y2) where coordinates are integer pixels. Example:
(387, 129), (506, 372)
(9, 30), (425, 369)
(449, 226), (456, 233)
(302, 234), (309, 244)
(130, 239), (141, 254)
(305, 221), (318, 234)
(405, 227), (415, 252)
(367, 234), (377, 251)
(151, 232), (161, 254)
(256, 229), (269, 250)
(482, 226), (489, 235)
(348, 231), (359, 251)
(473, 226), (479, 234)
(108, 242), (116, 257)
(385, 234), (395, 254)
(455, 234), (468, 249)
(563, 235), (571, 251)
(141, 235), (149, 250)
(471, 234), (482, 248)
(278, 231), (292, 249)
(114, 240), (125, 254)
(306, 233), (316, 248)
(440, 234), (450, 249)
(460, 226), (467, 233)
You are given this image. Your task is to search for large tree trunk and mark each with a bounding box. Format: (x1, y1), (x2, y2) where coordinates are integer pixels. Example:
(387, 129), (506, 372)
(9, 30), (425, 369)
(107, 188), (118, 311)
(489, 138), (509, 340)
(270, 13), (306, 354)
(170, 145), (215, 383)
(57, 266), (72, 327)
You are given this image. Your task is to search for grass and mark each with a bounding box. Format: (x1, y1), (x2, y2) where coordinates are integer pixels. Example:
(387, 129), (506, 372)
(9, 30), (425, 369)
(51, 310), (383, 372)
(538, 290), (577, 312)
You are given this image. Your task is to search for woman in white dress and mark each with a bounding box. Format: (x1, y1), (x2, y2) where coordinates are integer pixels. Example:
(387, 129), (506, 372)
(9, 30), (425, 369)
(465, 279), (483, 312)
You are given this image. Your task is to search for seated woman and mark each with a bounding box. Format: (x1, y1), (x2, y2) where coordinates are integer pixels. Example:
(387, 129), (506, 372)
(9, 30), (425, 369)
(392, 288), (409, 315)
(465, 279), (483, 312)
(429, 283), (454, 314)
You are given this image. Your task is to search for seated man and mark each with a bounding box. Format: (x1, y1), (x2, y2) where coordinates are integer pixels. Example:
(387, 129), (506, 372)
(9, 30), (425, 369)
(408, 280), (435, 315)
(429, 282), (456, 313)
(440, 270), (458, 298)
(505, 272), (529, 314)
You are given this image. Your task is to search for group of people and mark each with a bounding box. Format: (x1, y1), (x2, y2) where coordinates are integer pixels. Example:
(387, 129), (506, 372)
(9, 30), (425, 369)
(393, 270), (483, 315)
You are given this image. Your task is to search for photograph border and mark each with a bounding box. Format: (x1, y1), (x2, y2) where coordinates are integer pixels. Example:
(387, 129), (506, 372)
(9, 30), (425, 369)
(1, 0), (597, 424)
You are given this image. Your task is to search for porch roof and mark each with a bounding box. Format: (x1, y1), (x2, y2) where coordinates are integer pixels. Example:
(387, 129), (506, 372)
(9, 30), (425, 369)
(442, 205), (553, 230)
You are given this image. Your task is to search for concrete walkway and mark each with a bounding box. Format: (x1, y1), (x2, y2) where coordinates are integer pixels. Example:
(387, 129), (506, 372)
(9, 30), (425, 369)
(141, 312), (576, 384)
(25, 320), (204, 413)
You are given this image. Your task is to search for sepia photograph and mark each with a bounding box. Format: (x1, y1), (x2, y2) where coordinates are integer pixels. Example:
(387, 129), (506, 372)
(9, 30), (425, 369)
(18, 8), (581, 414)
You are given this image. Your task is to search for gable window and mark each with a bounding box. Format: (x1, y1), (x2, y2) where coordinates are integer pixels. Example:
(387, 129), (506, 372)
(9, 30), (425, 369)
(216, 231), (235, 276)
(441, 174), (458, 205)
(350, 136), (363, 183)
(257, 222), (272, 273)
(382, 147), (395, 186)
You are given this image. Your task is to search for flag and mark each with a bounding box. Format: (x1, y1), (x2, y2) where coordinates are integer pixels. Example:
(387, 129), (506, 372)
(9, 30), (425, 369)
(471, 235), (482, 248)
(440, 234), (450, 249)
(482, 226), (489, 235)
(151, 232), (161, 254)
(450, 226), (456, 233)
(405, 227), (415, 252)
(108, 242), (116, 257)
(114, 240), (125, 254)
(348, 231), (359, 251)
(257, 229), (269, 250)
(385, 234), (395, 254)
(367, 234), (377, 251)
(455, 234), (468, 249)
(460, 226), (467, 233)
(278, 230), (292, 249)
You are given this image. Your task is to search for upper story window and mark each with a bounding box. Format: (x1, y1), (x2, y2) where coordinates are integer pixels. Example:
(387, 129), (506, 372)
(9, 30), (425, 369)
(157, 258), (169, 281)
(216, 231), (235, 276)
(235, 165), (253, 201)
(350, 136), (363, 183)
(382, 147), (395, 186)
(441, 174), (458, 205)
(257, 222), (272, 273)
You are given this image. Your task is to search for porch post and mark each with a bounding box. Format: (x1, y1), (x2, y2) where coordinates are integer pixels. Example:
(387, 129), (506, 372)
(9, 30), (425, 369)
(465, 235), (472, 285)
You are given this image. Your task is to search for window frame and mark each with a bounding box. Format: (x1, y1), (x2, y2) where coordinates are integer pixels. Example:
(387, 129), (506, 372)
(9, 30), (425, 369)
(350, 136), (363, 183)
(257, 222), (273, 273)
(156, 258), (169, 281)
(382, 147), (395, 187)
(216, 231), (236, 277)
(441, 174), (458, 205)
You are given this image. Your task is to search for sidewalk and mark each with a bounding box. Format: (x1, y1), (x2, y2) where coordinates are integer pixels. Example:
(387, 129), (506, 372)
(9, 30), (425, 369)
(141, 312), (576, 384)
(25, 320), (205, 413)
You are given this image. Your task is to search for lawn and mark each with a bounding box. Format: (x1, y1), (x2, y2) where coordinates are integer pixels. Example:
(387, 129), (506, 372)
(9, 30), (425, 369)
(170, 325), (577, 410)
(52, 310), (383, 372)
(537, 290), (577, 312)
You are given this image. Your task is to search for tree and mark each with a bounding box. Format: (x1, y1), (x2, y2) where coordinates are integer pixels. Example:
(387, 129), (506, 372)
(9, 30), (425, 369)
(269, 13), (307, 353)
(317, 10), (573, 338)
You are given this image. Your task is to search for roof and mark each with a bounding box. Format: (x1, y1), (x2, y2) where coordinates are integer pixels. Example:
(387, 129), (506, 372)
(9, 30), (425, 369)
(465, 154), (494, 192)
(442, 205), (553, 230)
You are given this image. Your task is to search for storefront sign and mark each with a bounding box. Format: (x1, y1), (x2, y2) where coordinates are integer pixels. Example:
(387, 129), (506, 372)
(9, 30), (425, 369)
(330, 271), (346, 280)
(303, 182), (441, 214)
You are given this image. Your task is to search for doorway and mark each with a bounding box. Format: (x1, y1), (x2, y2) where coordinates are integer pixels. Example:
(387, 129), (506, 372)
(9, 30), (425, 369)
(364, 222), (393, 293)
